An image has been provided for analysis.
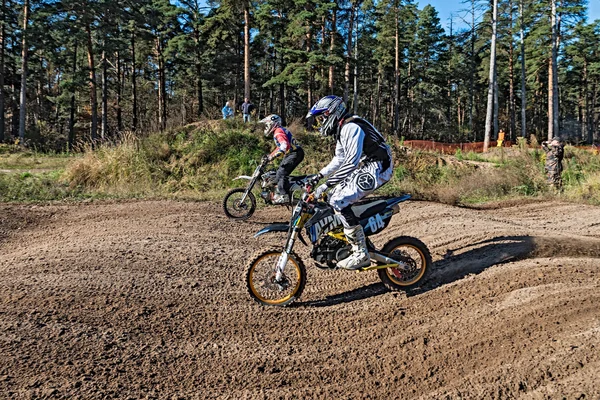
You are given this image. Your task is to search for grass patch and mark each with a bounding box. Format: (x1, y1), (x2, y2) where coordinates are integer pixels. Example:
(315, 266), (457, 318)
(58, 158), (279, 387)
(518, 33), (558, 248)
(0, 171), (83, 202)
(0, 147), (78, 171)
(3, 121), (600, 206)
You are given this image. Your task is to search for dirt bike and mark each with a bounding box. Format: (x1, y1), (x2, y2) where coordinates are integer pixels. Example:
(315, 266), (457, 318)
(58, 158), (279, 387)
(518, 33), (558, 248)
(246, 186), (432, 306)
(223, 156), (307, 220)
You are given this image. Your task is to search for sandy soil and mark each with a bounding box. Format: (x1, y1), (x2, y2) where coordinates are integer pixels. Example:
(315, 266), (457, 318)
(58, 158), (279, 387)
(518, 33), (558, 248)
(1, 199), (599, 399)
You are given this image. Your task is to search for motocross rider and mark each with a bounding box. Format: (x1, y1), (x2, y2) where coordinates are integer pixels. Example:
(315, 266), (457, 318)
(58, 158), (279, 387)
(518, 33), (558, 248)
(260, 114), (304, 204)
(306, 95), (393, 270)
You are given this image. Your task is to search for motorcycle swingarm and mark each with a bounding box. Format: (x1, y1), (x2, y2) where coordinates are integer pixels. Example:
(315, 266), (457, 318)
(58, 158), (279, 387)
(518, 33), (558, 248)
(357, 252), (411, 272)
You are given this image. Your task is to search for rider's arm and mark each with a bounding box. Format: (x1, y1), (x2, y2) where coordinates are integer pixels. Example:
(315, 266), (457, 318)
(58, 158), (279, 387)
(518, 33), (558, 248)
(268, 128), (291, 160)
(323, 123), (364, 187)
(319, 141), (345, 178)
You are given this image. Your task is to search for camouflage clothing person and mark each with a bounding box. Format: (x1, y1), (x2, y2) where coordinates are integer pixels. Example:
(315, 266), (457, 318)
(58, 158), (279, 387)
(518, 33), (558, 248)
(542, 138), (564, 189)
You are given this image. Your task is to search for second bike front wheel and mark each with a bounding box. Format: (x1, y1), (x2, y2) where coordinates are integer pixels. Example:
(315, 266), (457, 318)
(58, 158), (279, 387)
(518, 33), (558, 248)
(246, 249), (306, 306)
(223, 188), (256, 220)
(377, 236), (432, 291)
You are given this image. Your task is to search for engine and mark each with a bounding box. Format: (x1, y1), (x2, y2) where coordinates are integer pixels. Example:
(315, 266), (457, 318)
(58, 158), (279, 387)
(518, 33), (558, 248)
(311, 235), (351, 269)
(261, 171), (277, 188)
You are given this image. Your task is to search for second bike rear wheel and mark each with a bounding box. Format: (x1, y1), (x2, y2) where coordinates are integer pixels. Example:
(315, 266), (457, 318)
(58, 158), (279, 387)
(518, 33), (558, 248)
(246, 249), (306, 306)
(223, 188), (256, 220)
(377, 236), (432, 291)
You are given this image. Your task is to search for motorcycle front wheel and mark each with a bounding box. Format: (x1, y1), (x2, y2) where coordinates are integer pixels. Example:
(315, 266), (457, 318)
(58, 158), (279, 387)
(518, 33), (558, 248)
(377, 236), (432, 291)
(223, 188), (256, 220)
(246, 249), (306, 306)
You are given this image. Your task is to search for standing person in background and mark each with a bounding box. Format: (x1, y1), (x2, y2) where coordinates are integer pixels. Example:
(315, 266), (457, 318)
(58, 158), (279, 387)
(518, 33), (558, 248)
(222, 102), (233, 120)
(241, 98), (254, 123)
(542, 137), (564, 190)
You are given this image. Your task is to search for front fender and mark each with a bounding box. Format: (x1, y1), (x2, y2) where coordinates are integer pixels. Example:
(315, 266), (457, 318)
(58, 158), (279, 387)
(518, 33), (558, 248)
(254, 223), (289, 238)
(233, 175), (253, 181)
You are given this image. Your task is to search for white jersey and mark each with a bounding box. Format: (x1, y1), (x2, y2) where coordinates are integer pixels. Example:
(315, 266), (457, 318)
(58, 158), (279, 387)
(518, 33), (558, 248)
(319, 117), (388, 187)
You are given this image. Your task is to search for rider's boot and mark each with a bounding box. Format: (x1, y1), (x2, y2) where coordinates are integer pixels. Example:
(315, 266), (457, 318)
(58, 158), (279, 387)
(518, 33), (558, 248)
(338, 225), (371, 270)
(272, 191), (290, 205)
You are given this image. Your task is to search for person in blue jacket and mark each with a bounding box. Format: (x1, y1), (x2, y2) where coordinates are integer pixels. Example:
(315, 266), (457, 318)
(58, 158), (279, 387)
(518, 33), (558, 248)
(222, 102), (233, 119)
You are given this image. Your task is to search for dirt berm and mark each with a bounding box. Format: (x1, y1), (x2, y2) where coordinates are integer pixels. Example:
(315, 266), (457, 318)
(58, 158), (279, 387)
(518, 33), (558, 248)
(1, 200), (599, 399)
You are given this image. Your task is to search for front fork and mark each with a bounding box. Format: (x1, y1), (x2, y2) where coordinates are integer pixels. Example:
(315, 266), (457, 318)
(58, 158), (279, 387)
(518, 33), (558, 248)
(274, 227), (299, 281)
(240, 175), (259, 203)
(274, 211), (304, 281)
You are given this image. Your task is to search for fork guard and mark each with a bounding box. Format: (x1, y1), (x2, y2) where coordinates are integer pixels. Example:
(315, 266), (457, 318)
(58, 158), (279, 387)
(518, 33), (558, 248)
(254, 223), (308, 246)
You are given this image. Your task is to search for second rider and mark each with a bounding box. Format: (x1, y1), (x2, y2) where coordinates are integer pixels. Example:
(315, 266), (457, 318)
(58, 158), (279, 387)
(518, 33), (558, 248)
(260, 114), (304, 204)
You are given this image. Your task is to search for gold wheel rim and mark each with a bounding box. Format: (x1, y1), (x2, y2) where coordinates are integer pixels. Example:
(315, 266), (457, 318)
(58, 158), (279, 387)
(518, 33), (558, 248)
(385, 244), (427, 286)
(249, 253), (302, 305)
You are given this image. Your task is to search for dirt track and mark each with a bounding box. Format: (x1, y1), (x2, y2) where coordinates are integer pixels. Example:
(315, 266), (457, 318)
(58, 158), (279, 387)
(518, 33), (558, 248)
(1, 199), (599, 399)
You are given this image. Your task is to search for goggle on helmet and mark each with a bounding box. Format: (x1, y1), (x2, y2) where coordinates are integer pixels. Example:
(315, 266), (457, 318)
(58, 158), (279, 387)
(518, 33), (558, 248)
(307, 95), (346, 136)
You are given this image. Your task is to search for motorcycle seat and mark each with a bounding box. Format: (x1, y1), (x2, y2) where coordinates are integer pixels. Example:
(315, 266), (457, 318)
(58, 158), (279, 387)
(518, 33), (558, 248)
(351, 200), (388, 220)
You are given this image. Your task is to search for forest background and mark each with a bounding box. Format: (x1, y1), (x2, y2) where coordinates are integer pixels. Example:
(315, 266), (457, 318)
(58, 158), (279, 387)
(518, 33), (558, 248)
(0, 0), (599, 151)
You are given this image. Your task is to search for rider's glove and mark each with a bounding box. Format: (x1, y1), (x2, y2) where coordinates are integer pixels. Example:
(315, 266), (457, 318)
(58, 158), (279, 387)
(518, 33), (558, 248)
(314, 183), (328, 200)
(262, 154), (270, 164)
(306, 173), (323, 188)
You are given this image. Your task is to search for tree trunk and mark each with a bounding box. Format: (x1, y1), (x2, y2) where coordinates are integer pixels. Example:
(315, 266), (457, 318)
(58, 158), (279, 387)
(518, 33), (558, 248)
(591, 80), (597, 143)
(328, 6), (336, 93)
(18, 0), (29, 144)
(0, 0), (5, 143)
(393, 2), (399, 135)
(469, 0), (476, 139)
(548, 0), (559, 140)
(10, 38), (17, 139)
(234, 32), (240, 111)
(407, 60), (413, 135)
(34, 56), (41, 126)
(131, 30), (138, 132)
(483, 0), (498, 152)
(101, 50), (108, 139)
(447, 17), (453, 132)
(156, 37), (166, 131)
(85, 23), (98, 142)
(68, 42), (77, 151)
(306, 26), (312, 108)
(279, 51), (285, 124)
(344, 1), (355, 104)
(508, 0), (516, 141)
(375, 69), (382, 128)
(352, 7), (359, 114)
(494, 72), (499, 139)
(193, 26), (203, 118)
(269, 49), (275, 114)
(116, 50), (123, 132)
(243, 1), (251, 100)
(519, 0), (527, 138)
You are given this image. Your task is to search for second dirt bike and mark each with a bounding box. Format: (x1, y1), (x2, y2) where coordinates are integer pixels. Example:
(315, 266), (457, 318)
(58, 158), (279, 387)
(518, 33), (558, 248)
(246, 187), (432, 306)
(223, 156), (307, 220)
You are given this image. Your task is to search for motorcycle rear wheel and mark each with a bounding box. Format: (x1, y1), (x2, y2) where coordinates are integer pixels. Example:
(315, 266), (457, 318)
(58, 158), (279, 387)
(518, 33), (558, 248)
(223, 188), (256, 220)
(246, 249), (306, 306)
(377, 236), (431, 291)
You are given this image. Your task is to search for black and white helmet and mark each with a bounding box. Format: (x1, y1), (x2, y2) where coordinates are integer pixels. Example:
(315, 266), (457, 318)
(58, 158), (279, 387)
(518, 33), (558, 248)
(307, 95), (347, 137)
(259, 114), (282, 137)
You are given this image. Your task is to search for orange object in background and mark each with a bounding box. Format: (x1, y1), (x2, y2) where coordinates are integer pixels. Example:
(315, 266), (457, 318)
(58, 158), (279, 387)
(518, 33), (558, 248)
(497, 130), (505, 147)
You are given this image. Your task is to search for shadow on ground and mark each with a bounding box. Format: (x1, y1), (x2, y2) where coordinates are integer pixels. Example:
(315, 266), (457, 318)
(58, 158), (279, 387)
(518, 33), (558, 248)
(300, 235), (600, 307)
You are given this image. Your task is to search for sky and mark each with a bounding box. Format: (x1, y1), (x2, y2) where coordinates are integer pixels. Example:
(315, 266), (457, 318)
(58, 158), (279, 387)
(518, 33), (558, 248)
(192, 0), (600, 29)
(422, 0), (600, 32)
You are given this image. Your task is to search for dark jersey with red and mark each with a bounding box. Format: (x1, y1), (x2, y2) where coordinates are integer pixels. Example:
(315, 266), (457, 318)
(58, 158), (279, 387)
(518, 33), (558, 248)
(269, 127), (300, 159)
